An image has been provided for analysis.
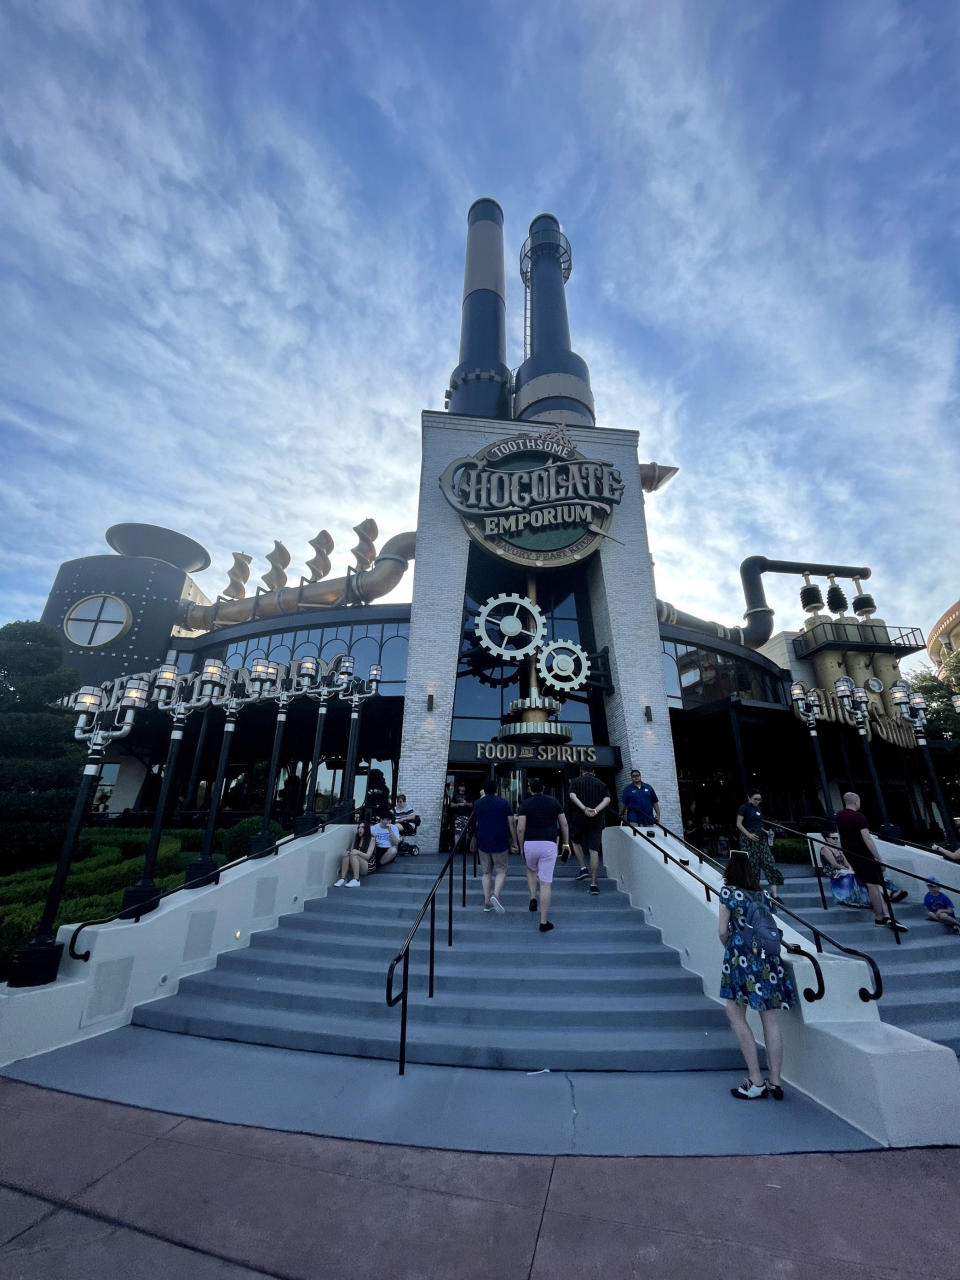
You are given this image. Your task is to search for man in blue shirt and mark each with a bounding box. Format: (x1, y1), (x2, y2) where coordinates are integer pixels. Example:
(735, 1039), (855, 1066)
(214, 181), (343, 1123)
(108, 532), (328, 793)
(619, 768), (660, 833)
(472, 778), (515, 914)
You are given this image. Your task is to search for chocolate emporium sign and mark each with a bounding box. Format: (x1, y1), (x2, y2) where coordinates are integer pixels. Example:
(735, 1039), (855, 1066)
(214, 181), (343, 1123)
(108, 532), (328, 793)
(439, 428), (625, 568)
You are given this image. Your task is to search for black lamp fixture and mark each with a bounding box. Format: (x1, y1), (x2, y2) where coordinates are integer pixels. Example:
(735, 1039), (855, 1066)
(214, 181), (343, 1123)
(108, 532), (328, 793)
(8, 676), (151, 986)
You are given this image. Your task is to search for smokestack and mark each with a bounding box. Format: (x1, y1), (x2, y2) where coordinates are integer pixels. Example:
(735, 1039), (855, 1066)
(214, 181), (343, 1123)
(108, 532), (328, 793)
(514, 214), (595, 428)
(445, 198), (511, 420)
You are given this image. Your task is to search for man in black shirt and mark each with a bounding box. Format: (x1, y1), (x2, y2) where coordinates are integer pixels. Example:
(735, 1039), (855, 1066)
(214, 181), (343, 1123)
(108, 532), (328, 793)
(517, 777), (570, 933)
(567, 766), (611, 896)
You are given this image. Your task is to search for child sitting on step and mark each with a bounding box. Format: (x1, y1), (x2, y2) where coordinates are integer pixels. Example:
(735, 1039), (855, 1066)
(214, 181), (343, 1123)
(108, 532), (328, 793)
(923, 879), (960, 934)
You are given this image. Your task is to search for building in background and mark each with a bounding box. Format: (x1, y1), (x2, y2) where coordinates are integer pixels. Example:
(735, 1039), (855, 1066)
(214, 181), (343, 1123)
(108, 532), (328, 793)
(37, 201), (942, 845)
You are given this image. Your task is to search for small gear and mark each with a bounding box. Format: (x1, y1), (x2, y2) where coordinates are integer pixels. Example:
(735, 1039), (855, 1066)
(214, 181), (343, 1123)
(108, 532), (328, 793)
(537, 638), (590, 692)
(475, 594), (545, 661)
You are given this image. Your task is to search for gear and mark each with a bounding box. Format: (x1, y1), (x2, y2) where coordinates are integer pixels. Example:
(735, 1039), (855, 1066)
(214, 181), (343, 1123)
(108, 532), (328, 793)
(475, 594), (545, 661)
(537, 638), (590, 692)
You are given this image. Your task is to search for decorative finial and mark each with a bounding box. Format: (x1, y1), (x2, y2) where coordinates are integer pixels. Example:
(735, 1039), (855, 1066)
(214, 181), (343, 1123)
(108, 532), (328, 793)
(307, 531), (334, 582)
(223, 552), (252, 600)
(262, 540), (291, 592)
(351, 519), (378, 572)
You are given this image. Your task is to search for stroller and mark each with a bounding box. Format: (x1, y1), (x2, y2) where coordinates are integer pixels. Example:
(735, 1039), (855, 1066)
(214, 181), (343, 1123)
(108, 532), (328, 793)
(397, 815), (421, 857)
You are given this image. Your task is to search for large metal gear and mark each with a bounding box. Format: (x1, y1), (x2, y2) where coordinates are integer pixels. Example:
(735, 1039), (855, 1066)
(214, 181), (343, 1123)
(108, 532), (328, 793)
(475, 594), (545, 661)
(537, 638), (591, 692)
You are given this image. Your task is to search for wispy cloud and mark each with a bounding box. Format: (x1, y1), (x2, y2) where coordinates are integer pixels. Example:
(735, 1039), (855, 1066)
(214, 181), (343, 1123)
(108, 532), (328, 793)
(0, 0), (957, 674)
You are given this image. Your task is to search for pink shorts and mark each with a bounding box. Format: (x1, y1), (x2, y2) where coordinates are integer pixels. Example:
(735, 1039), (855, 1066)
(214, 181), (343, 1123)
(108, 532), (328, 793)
(524, 840), (558, 884)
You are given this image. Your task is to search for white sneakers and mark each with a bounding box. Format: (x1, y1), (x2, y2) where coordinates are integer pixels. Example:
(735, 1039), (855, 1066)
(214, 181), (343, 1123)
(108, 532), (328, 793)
(334, 878), (346, 887)
(346, 878), (361, 887)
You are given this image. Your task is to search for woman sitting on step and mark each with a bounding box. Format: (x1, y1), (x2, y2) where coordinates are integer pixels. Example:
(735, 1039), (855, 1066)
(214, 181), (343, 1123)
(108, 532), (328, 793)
(334, 821), (376, 887)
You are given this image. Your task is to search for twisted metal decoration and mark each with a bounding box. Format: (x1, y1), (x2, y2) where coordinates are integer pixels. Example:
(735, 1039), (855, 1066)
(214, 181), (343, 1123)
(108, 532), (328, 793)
(223, 552), (252, 600)
(306, 531), (334, 582)
(351, 519), (378, 572)
(262, 540), (291, 592)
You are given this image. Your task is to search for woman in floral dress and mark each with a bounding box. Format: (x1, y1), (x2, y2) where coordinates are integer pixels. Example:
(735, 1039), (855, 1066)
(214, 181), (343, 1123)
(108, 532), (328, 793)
(718, 850), (795, 1100)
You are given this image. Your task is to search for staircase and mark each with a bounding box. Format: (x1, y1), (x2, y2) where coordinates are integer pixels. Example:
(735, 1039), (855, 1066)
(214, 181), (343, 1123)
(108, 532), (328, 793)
(132, 855), (743, 1071)
(777, 864), (960, 1055)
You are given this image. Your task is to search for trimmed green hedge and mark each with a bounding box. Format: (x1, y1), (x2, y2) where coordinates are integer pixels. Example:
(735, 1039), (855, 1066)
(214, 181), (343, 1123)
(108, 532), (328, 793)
(0, 828), (234, 980)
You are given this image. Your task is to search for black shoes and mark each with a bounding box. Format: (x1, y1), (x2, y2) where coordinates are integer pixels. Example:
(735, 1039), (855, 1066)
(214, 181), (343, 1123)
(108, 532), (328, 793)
(539, 921), (555, 933)
(589, 884), (600, 896)
(529, 898), (538, 912)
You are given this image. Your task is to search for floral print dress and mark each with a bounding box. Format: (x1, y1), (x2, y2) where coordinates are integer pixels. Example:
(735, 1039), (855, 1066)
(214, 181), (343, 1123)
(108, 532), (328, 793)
(719, 885), (795, 1011)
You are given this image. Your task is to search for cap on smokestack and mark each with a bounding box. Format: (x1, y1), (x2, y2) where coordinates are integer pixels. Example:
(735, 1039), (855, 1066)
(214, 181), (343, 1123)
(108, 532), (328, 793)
(513, 213), (595, 428)
(445, 199), (512, 420)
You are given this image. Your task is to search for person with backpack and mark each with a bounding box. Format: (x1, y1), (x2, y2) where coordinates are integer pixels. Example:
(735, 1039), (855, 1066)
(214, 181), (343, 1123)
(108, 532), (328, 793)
(718, 850), (795, 1100)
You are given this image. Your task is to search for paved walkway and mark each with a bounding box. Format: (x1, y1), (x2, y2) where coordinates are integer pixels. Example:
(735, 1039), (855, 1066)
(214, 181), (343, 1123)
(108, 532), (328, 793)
(2, 1026), (878, 1157)
(2, 1077), (959, 1279)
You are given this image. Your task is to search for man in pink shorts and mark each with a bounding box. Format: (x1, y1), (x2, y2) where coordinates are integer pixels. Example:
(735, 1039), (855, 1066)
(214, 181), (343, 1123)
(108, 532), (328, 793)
(516, 777), (570, 934)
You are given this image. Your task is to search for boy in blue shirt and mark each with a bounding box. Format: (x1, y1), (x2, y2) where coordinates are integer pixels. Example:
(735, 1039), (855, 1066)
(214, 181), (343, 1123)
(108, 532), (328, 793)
(923, 879), (960, 934)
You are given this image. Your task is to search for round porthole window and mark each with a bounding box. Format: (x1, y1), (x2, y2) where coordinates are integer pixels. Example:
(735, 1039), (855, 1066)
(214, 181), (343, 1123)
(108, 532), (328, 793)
(63, 595), (132, 648)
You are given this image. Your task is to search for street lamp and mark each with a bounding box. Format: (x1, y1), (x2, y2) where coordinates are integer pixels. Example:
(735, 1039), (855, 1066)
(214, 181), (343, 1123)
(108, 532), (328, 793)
(7, 677), (150, 987)
(891, 682), (959, 844)
(293, 654), (351, 837)
(334, 659), (382, 821)
(119, 664), (220, 917)
(183, 664), (255, 887)
(834, 675), (896, 834)
(791, 681), (832, 818)
(246, 660), (299, 857)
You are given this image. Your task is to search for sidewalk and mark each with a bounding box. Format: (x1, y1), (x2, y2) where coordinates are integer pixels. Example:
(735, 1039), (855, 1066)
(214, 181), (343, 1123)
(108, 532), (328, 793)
(2, 1076), (959, 1279)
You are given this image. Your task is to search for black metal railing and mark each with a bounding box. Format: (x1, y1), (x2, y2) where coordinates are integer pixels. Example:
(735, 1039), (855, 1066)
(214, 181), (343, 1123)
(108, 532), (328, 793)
(385, 822), (472, 1075)
(633, 820), (882, 1002)
(67, 827), (315, 961)
(621, 821), (824, 1003)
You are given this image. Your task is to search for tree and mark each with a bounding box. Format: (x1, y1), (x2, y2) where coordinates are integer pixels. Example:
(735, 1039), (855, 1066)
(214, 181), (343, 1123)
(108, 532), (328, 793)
(0, 621), (83, 875)
(907, 652), (960, 825)
(907, 650), (960, 739)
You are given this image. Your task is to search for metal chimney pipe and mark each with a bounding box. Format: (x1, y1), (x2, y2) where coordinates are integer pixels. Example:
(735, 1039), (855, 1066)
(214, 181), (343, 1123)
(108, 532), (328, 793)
(514, 213), (595, 428)
(445, 198), (512, 420)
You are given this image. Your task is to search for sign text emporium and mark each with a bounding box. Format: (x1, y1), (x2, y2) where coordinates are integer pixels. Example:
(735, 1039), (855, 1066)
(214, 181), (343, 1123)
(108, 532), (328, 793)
(439, 428), (624, 568)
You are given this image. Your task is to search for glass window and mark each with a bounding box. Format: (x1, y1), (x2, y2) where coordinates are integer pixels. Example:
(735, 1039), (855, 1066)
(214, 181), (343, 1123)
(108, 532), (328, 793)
(451, 717), (502, 741)
(349, 634), (381, 678)
(63, 594), (131, 647)
(379, 634), (408, 684)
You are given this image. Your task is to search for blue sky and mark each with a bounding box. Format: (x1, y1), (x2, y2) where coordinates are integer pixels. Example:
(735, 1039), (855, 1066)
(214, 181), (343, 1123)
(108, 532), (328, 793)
(1, 0), (958, 669)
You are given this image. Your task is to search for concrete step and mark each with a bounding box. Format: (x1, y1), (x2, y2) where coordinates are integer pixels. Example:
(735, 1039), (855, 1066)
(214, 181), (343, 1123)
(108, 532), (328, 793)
(169, 968), (730, 1030)
(132, 994), (744, 1070)
(216, 948), (704, 995)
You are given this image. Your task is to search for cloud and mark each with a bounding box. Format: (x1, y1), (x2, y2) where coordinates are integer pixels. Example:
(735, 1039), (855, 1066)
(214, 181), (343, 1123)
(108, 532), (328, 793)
(0, 0), (957, 677)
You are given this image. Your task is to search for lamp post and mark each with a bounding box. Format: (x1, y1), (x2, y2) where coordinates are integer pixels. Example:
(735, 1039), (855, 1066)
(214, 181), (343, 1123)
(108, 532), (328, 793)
(891, 683), (959, 844)
(335, 658), (382, 820)
(246, 657), (293, 857)
(293, 655), (351, 837)
(7, 677), (151, 987)
(183, 663), (252, 887)
(791, 681), (832, 818)
(120, 663), (220, 917)
(834, 675), (895, 834)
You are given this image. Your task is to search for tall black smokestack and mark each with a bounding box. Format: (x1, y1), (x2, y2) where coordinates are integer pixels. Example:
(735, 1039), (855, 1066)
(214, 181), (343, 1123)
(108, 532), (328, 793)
(514, 213), (595, 428)
(445, 198), (511, 420)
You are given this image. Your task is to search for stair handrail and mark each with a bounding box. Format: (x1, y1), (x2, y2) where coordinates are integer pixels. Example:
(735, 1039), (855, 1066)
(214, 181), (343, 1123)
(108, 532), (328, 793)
(638, 820), (881, 1002)
(385, 819), (471, 1076)
(622, 821), (824, 1003)
(769, 818), (960, 913)
(67, 828), (306, 962)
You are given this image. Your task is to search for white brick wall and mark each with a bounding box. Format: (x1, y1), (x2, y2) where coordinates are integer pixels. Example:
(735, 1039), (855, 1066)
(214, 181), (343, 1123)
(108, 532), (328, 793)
(399, 411), (681, 846)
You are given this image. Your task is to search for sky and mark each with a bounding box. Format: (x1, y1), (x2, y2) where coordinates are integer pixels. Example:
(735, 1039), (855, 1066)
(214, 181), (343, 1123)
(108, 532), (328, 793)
(1, 0), (958, 673)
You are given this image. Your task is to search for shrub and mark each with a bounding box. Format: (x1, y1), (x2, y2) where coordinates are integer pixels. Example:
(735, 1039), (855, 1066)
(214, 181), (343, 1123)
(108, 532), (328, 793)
(219, 817), (285, 861)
